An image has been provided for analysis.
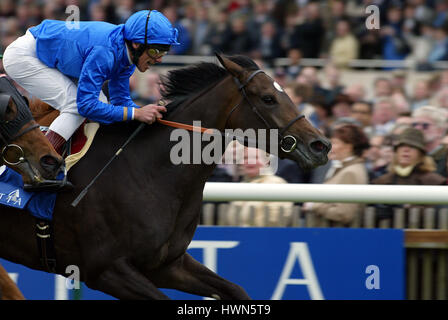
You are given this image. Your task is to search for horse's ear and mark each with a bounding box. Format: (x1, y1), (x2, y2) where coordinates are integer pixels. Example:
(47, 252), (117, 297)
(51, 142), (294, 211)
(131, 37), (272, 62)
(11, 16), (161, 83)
(215, 53), (245, 81)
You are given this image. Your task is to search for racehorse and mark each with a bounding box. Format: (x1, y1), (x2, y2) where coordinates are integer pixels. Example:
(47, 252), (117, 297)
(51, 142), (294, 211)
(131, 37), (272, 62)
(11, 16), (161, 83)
(0, 77), (63, 187)
(0, 54), (330, 299)
(0, 263), (24, 300)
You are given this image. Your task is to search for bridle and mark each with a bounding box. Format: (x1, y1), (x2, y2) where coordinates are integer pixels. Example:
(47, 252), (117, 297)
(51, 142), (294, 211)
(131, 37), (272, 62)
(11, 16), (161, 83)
(0, 92), (40, 166)
(225, 69), (305, 153)
(157, 69), (305, 153)
(0, 122), (39, 166)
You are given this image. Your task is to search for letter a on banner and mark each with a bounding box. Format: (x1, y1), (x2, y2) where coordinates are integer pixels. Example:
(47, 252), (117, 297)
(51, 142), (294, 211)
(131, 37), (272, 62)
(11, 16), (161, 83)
(272, 242), (324, 300)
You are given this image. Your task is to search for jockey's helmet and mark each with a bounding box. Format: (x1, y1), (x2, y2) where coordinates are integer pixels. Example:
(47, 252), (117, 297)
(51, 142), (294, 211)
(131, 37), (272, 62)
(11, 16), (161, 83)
(124, 10), (178, 65)
(124, 10), (179, 47)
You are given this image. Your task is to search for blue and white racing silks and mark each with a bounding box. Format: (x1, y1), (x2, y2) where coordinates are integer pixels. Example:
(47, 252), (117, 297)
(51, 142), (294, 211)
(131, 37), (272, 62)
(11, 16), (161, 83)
(29, 10), (179, 124)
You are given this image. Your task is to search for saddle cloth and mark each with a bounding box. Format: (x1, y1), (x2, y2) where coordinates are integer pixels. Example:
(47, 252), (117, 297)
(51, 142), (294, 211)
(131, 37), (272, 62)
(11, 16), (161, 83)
(0, 165), (58, 220)
(0, 121), (99, 220)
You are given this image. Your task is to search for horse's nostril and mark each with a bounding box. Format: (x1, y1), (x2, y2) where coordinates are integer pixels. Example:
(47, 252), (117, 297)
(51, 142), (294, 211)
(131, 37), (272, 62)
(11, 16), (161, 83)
(40, 155), (62, 172)
(310, 140), (330, 154)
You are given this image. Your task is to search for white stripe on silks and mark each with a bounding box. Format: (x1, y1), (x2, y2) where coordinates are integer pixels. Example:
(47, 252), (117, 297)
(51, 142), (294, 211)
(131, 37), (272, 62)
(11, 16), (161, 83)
(0, 165), (6, 176)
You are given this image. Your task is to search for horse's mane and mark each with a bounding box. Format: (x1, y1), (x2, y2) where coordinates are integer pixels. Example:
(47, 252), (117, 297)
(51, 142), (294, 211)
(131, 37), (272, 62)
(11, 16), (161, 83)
(161, 55), (259, 115)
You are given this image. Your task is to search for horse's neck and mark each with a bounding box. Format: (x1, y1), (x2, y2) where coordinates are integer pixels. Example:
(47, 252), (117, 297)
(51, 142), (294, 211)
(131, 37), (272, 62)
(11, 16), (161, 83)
(29, 98), (59, 127)
(169, 76), (238, 131)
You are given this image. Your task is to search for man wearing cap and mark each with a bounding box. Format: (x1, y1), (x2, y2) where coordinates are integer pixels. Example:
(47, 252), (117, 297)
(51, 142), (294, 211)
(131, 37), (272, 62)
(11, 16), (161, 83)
(2, 10), (179, 157)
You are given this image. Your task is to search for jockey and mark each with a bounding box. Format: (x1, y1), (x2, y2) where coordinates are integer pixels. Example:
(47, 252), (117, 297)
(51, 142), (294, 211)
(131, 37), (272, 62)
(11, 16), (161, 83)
(2, 10), (178, 157)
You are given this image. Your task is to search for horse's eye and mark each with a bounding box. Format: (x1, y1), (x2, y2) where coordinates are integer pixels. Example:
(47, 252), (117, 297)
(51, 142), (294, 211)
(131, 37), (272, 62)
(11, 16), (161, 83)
(262, 95), (276, 105)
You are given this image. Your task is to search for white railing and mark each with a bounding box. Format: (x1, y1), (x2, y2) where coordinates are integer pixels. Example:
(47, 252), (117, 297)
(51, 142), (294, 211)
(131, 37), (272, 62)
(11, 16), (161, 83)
(203, 183), (448, 205)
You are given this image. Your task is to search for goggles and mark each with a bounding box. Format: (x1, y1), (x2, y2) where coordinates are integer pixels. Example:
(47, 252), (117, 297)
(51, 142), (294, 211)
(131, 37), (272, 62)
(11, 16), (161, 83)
(147, 47), (168, 59)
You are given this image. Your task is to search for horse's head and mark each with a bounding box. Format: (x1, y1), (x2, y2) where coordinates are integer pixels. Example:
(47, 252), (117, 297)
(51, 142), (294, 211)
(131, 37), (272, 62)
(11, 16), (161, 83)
(0, 93), (64, 185)
(216, 54), (331, 170)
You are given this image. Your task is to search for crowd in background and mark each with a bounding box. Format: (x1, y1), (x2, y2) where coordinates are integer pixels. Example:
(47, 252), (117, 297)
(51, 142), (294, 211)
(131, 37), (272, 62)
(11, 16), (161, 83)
(1, 0), (448, 68)
(2, 0), (448, 227)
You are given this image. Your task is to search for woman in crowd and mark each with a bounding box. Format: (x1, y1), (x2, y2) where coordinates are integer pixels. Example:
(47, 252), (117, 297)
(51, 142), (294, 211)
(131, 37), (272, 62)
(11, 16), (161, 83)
(372, 128), (446, 221)
(225, 144), (294, 227)
(302, 124), (370, 225)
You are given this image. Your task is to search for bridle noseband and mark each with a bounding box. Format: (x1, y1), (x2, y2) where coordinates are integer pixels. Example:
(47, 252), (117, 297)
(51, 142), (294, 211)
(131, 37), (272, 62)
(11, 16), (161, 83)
(0, 91), (40, 166)
(225, 70), (305, 153)
(1, 122), (40, 166)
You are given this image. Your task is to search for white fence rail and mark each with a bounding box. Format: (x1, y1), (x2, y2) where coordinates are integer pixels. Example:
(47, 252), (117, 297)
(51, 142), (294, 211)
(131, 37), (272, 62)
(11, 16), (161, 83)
(203, 183), (448, 205)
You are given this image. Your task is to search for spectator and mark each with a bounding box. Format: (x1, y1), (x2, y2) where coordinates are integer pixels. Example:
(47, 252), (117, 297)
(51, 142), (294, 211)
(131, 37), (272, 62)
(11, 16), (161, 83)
(390, 69), (408, 96)
(433, 86), (448, 109)
(372, 128), (446, 221)
(412, 0), (434, 25)
(279, 10), (301, 57)
(372, 98), (398, 136)
(247, 0), (271, 44)
(253, 20), (282, 65)
(358, 28), (382, 60)
(204, 8), (231, 54)
(296, 67), (332, 106)
(89, 2), (107, 22)
(162, 6), (191, 55)
(190, 7), (213, 56)
(343, 83), (367, 102)
(292, 1), (325, 58)
(366, 135), (390, 181)
(433, 0), (448, 28)
(221, 16), (254, 55)
(427, 22), (448, 64)
(308, 93), (331, 132)
(330, 93), (353, 120)
(380, 6), (410, 63)
(350, 100), (374, 137)
(391, 91), (411, 115)
(321, 0), (350, 54)
(372, 77), (393, 102)
(225, 146), (294, 227)
(328, 19), (359, 68)
(284, 82), (314, 119)
(407, 23), (435, 67)
(115, 0), (134, 24)
(302, 124), (370, 225)
(285, 48), (302, 80)
(411, 105), (448, 177)
(323, 64), (344, 101)
(410, 79), (431, 111)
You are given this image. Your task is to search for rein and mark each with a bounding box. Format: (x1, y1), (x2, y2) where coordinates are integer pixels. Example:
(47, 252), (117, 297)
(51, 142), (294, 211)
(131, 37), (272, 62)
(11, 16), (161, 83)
(157, 69), (304, 153)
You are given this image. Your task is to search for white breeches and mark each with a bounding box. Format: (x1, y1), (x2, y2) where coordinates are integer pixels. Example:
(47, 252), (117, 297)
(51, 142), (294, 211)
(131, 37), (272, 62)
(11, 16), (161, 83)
(3, 30), (107, 140)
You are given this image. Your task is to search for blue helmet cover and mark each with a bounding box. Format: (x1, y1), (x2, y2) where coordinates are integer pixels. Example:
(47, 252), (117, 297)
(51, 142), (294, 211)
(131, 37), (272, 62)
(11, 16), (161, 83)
(124, 10), (179, 46)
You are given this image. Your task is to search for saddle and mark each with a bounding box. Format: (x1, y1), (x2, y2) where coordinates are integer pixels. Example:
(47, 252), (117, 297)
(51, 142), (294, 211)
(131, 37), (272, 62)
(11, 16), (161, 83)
(39, 120), (99, 172)
(33, 103), (99, 172)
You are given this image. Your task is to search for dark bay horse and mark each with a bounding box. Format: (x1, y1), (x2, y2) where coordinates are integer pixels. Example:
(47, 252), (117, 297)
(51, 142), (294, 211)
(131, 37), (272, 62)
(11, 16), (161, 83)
(0, 78), (63, 186)
(0, 55), (330, 299)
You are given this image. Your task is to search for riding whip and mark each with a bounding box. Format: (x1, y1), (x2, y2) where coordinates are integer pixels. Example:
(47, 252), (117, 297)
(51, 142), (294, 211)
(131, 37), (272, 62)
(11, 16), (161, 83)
(71, 122), (146, 207)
